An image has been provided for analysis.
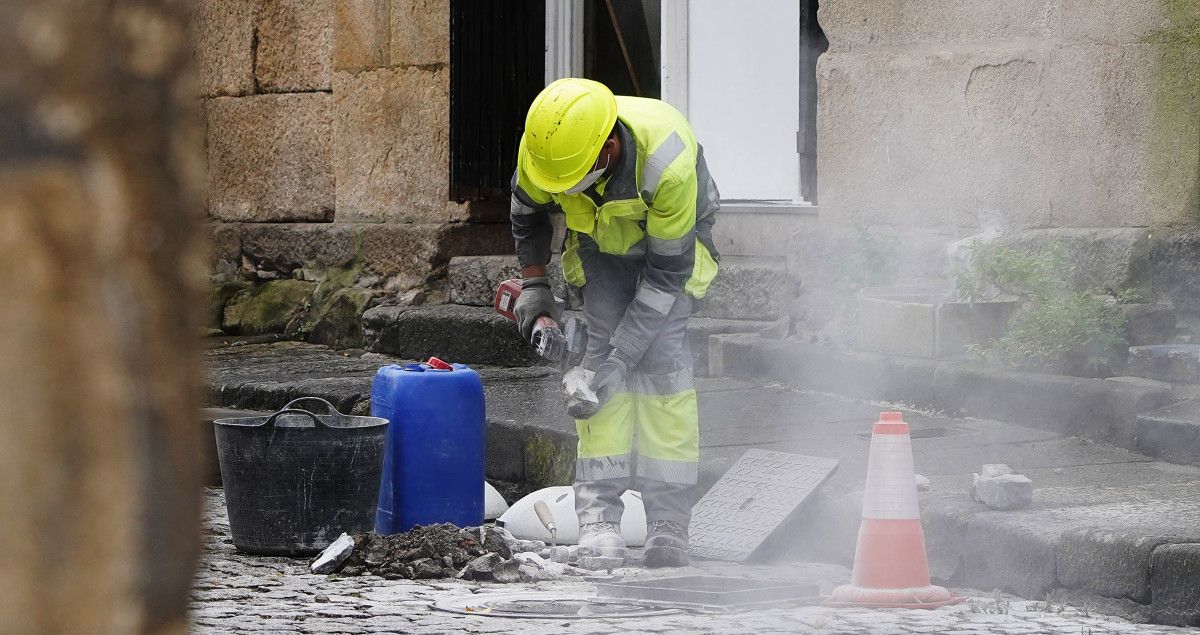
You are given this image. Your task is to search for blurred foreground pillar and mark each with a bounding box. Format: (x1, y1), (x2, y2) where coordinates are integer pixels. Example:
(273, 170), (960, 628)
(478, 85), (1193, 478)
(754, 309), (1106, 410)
(0, 1), (205, 633)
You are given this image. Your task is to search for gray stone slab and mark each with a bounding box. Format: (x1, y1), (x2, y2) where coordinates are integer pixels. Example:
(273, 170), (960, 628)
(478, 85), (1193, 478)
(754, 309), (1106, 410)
(362, 304), (539, 367)
(1136, 398), (1200, 464)
(689, 449), (838, 562)
(1150, 543), (1200, 627)
(1129, 345), (1200, 383)
(1056, 528), (1176, 603)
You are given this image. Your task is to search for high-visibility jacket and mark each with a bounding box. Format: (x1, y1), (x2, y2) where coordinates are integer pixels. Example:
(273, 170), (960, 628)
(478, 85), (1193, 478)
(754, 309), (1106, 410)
(510, 96), (721, 363)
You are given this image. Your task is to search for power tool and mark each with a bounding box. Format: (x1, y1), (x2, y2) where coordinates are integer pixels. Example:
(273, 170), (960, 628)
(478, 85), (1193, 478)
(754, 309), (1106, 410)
(493, 279), (586, 371)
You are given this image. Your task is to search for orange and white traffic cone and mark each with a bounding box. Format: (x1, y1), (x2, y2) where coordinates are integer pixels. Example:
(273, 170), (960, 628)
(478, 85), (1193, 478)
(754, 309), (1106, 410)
(824, 412), (961, 609)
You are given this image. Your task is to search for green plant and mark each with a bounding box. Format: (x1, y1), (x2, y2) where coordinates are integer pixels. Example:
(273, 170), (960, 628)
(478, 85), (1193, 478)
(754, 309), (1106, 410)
(833, 224), (901, 292)
(954, 240), (1128, 375)
(827, 225), (901, 336)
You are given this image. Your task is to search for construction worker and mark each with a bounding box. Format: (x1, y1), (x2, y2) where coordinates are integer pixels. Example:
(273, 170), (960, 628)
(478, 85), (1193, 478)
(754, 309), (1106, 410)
(509, 78), (720, 567)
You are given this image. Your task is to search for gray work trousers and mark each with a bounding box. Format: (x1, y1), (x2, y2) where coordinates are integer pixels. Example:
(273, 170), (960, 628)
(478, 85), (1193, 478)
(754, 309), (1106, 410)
(572, 239), (698, 528)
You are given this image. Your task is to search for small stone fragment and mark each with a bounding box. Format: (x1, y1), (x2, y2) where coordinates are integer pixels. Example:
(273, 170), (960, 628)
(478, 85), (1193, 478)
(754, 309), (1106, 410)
(410, 558), (444, 579)
(459, 553), (503, 581)
(310, 533), (356, 574)
(914, 474), (931, 491)
(492, 559), (522, 583)
(972, 469), (1034, 510)
(314, 594), (330, 603)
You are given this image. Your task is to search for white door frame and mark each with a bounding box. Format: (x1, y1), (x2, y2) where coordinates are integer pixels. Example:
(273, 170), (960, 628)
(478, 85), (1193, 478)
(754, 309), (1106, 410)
(545, 0), (584, 84)
(545, 0), (810, 206)
(659, 1), (689, 116)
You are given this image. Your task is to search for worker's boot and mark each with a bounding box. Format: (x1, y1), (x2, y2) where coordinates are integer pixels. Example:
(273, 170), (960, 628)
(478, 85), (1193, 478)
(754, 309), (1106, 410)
(577, 521), (626, 560)
(644, 520), (690, 568)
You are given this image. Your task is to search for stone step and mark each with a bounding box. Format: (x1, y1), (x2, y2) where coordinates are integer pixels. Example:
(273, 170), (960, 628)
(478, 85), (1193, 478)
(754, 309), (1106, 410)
(447, 255), (796, 321)
(362, 303), (770, 374)
(1136, 398), (1200, 464)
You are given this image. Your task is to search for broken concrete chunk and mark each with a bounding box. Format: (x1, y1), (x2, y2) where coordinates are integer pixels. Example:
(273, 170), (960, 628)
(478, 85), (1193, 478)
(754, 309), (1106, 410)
(310, 533), (355, 574)
(491, 559), (522, 583)
(458, 553), (503, 581)
(915, 474), (931, 491)
(972, 469), (1034, 510)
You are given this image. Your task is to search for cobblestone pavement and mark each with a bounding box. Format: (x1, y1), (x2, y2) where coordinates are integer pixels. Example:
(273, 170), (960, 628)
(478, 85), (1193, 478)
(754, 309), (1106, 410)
(192, 489), (1191, 634)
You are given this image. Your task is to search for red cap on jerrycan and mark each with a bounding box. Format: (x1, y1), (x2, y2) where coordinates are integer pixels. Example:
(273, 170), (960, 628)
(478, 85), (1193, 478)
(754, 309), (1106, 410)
(426, 357), (453, 371)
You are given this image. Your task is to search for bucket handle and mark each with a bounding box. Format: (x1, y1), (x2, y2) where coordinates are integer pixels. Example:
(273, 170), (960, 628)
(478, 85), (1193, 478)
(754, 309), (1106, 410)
(261, 408), (327, 429)
(280, 397), (347, 423)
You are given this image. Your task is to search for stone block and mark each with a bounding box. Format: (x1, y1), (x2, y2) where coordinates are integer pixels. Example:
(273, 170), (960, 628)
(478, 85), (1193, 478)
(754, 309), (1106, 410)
(971, 471), (1033, 510)
(857, 288), (1018, 359)
(333, 0), (390, 72)
(1057, 0), (1172, 45)
(205, 94), (334, 222)
(709, 209), (815, 259)
(448, 255), (568, 307)
(296, 286), (377, 348)
(208, 281), (250, 331)
(694, 263), (798, 321)
(1129, 345), (1200, 383)
(1136, 398), (1200, 465)
(1056, 528), (1176, 603)
(223, 279), (316, 334)
(254, 0), (333, 92)
(998, 228), (1154, 293)
(361, 304), (538, 366)
(1151, 543), (1200, 626)
(1150, 229), (1200, 312)
(390, 0), (449, 66)
(207, 222), (244, 276)
(1122, 303), (1178, 346)
(961, 512), (1061, 598)
(191, 0), (257, 96)
(332, 67), (454, 223)
(818, 34), (1200, 233)
(686, 317), (771, 378)
(820, 0), (1052, 52)
(236, 223), (356, 275)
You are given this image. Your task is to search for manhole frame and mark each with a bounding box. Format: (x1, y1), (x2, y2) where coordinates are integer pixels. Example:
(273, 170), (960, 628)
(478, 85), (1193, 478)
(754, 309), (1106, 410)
(430, 591), (680, 619)
(594, 575), (820, 611)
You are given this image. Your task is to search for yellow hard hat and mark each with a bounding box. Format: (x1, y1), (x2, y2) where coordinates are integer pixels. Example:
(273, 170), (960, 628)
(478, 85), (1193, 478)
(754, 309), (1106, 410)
(521, 78), (618, 193)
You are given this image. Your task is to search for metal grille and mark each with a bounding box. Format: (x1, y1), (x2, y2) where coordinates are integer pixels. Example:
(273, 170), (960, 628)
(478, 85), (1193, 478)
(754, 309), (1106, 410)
(449, 1), (545, 202)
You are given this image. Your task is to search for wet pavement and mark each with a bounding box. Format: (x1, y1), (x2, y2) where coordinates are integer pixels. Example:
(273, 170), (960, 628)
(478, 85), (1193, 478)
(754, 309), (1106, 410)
(191, 489), (1194, 634)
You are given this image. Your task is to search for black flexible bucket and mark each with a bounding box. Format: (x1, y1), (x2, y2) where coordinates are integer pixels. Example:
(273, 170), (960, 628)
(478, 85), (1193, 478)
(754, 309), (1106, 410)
(214, 397), (388, 556)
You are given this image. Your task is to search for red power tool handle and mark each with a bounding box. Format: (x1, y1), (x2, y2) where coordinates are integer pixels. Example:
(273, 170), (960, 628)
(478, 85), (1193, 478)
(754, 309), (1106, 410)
(494, 279), (522, 321)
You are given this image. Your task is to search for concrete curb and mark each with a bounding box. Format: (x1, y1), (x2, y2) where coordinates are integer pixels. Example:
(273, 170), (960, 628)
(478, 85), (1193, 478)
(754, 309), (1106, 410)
(712, 334), (1178, 457)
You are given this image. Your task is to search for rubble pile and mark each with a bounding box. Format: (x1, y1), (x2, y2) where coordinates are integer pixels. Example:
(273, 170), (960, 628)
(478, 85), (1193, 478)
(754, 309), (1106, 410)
(309, 524), (587, 582)
(314, 524), (512, 580)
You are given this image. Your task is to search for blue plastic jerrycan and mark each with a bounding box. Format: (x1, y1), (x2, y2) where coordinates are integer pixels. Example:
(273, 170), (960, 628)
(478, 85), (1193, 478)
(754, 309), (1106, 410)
(372, 358), (486, 533)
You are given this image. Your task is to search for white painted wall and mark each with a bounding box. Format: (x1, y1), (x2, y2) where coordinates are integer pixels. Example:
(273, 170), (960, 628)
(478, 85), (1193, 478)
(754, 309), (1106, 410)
(685, 0), (801, 201)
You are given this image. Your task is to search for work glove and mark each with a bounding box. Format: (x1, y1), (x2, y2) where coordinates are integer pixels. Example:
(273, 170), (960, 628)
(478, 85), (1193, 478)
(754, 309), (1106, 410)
(567, 352), (632, 419)
(513, 277), (558, 340)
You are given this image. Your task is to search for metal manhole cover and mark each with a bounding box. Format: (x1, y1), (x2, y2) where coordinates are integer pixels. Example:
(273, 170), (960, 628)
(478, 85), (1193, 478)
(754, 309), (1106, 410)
(689, 449), (838, 562)
(431, 592), (678, 619)
(595, 575), (819, 610)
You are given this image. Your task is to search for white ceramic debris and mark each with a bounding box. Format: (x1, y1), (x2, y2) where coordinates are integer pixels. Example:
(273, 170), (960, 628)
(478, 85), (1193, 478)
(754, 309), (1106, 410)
(484, 482), (509, 520)
(496, 486), (647, 546)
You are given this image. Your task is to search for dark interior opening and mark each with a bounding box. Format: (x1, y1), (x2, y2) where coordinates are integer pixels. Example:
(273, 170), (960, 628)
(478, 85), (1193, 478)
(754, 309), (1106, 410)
(584, 0), (660, 99)
(448, 1), (545, 202)
(799, 0), (827, 203)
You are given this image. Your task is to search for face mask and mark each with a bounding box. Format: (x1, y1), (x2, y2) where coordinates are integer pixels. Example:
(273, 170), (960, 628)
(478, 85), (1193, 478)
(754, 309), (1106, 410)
(564, 154), (610, 194)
